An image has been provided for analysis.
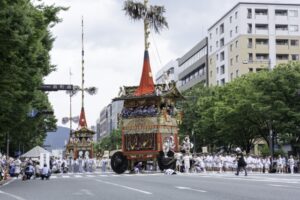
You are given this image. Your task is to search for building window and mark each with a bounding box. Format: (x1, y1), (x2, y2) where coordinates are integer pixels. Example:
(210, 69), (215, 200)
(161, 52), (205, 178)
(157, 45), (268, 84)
(230, 58), (233, 66)
(217, 67), (219, 74)
(256, 53), (269, 60)
(220, 78), (225, 85)
(220, 65), (225, 75)
(276, 39), (288, 45)
(248, 24), (252, 33)
(290, 25), (299, 32)
(249, 68), (253, 72)
(248, 53), (253, 62)
(216, 27), (218, 34)
(216, 41), (219, 48)
(230, 73), (233, 81)
(256, 38), (268, 45)
(248, 38), (253, 48)
(291, 40), (299, 46)
(209, 33), (212, 39)
(230, 30), (233, 37)
(230, 44), (233, 51)
(247, 8), (252, 19)
(230, 16), (232, 23)
(275, 9), (288, 16)
(210, 45), (212, 52)
(291, 54), (299, 60)
(235, 26), (238, 33)
(289, 10), (298, 17)
(220, 38), (224, 47)
(236, 55), (239, 63)
(216, 54), (219, 60)
(235, 11), (238, 19)
(275, 24), (288, 31)
(220, 51), (225, 61)
(276, 54), (289, 60)
(255, 9), (268, 16)
(210, 70), (212, 77)
(220, 23), (224, 34)
(210, 58), (212, 64)
(236, 69), (239, 77)
(256, 24), (268, 30)
(235, 40), (238, 48)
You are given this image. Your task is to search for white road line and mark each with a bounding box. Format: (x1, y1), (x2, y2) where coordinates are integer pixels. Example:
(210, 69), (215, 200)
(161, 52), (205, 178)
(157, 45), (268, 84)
(0, 190), (27, 200)
(50, 176), (57, 179)
(269, 184), (300, 189)
(216, 176), (299, 184)
(62, 175), (70, 178)
(99, 175), (108, 177)
(175, 186), (207, 193)
(95, 179), (152, 195)
(74, 175), (83, 178)
(86, 175), (95, 178)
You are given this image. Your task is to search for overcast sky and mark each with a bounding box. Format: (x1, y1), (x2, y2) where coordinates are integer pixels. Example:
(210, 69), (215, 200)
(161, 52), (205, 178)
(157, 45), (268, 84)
(43, 0), (299, 129)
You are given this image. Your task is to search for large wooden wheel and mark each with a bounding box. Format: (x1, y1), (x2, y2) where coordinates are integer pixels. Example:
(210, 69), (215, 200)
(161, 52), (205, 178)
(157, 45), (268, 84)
(111, 151), (128, 174)
(157, 151), (176, 171)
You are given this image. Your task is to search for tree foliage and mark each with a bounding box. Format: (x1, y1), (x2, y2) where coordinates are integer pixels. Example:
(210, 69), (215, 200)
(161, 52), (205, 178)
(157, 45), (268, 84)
(94, 129), (122, 155)
(0, 0), (66, 155)
(180, 62), (300, 154)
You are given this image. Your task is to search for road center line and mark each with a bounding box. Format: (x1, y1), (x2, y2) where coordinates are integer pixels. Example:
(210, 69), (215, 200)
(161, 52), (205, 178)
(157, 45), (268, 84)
(176, 186), (207, 193)
(0, 190), (27, 200)
(95, 179), (152, 195)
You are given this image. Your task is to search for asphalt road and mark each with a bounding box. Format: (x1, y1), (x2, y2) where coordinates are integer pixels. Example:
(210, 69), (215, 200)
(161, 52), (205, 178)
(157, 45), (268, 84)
(0, 172), (300, 200)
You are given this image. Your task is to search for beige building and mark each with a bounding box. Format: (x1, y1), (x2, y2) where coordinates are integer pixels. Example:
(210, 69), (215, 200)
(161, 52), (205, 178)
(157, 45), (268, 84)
(208, 2), (300, 86)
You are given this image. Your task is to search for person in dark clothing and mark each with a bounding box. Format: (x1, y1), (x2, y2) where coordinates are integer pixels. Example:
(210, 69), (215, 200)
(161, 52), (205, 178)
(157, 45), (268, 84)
(235, 148), (247, 176)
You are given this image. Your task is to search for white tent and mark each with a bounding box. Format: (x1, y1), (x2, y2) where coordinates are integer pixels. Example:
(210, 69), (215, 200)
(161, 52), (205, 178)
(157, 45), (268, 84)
(21, 146), (52, 158)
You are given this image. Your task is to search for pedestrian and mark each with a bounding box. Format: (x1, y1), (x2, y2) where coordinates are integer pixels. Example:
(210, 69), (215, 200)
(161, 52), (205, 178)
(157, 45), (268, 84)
(101, 157), (107, 172)
(288, 155), (295, 174)
(235, 148), (247, 176)
(41, 164), (51, 180)
(24, 163), (35, 180)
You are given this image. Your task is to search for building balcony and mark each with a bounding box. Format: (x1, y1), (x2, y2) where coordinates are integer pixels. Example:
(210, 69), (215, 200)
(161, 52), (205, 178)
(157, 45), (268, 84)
(255, 29), (269, 35)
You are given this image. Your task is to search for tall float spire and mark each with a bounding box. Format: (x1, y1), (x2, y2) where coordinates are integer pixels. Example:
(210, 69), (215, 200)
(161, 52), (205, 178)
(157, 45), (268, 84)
(79, 16), (87, 128)
(123, 0), (168, 96)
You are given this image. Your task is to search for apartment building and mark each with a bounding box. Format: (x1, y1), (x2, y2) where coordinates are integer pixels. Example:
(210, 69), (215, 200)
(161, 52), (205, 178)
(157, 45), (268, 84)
(155, 59), (178, 85)
(177, 37), (208, 91)
(208, 2), (300, 86)
(97, 100), (124, 141)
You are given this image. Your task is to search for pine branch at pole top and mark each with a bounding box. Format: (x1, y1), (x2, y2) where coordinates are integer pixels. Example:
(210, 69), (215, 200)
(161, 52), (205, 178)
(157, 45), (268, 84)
(123, 0), (168, 50)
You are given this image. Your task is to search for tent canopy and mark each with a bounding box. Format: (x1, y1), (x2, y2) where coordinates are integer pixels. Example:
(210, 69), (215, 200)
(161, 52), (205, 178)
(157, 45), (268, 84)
(21, 146), (52, 158)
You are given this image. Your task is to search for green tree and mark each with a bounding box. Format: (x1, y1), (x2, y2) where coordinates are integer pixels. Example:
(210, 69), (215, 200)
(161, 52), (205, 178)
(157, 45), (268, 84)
(0, 0), (66, 154)
(94, 129), (122, 155)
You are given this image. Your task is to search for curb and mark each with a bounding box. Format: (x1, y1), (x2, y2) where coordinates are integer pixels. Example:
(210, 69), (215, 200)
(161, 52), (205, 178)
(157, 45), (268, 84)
(0, 178), (12, 187)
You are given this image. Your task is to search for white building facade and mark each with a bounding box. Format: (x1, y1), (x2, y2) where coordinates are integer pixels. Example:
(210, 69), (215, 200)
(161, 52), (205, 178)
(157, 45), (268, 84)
(208, 2), (300, 86)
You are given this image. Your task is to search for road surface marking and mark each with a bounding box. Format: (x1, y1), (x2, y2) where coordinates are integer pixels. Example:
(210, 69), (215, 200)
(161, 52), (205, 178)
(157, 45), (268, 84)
(62, 175), (70, 178)
(269, 184), (300, 189)
(73, 189), (94, 196)
(86, 175), (95, 178)
(95, 179), (152, 195)
(0, 190), (27, 200)
(74, 175), (83, 178)
(175, 186), (207, 193)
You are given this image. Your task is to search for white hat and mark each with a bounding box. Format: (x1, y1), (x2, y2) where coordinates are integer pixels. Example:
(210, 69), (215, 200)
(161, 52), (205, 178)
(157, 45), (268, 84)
(236, 147), (241, 152)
